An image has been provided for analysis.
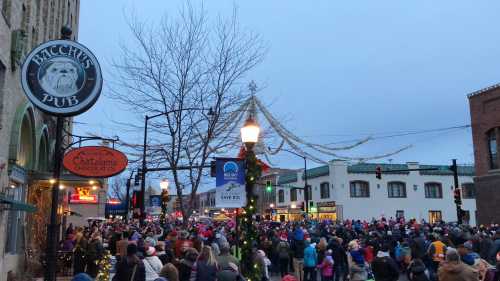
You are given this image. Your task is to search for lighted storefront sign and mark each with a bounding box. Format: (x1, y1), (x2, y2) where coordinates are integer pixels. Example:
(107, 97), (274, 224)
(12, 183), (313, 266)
(70, 193), (97, 204)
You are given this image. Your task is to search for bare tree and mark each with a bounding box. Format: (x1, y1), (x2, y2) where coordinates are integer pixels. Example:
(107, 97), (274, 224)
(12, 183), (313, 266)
(109, 4), (266, 225)
(108, 175), (127, 202)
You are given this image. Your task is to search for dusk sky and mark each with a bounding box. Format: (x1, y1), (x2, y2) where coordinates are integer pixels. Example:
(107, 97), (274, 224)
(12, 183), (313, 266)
(75, 0), (500, 176)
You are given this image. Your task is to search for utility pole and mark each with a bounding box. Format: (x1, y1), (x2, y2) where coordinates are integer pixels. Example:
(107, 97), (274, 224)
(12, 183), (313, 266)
(125, 171), (134, 222)
(303, 156), (309, 215)
(451, 159), (463, 224)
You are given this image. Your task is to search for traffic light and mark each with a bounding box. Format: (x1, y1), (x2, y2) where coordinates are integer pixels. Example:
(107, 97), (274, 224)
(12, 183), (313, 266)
(454, 188), (462, 205)
(376, 166), (382, 180)
(134, 170), (141, 186)
(266, 180), (272, 193)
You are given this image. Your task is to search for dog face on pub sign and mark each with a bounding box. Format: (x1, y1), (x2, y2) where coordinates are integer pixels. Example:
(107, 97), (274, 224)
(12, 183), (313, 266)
(39, 57), (83, 98)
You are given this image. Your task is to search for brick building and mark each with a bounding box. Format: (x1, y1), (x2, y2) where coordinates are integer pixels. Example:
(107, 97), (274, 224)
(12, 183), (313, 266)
(0, 0), (79, 279)
(468, 84), (500, 225)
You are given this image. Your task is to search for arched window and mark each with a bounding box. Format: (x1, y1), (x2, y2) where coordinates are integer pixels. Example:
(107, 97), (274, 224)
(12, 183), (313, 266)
(320, 182), (330, 199)
(278, 190), (285, 203)
(488, 129), (498, 169)
(350, 181), (370, 198)
(18, 115), (34, 168)
(425, 182), (443, 198)
(388, 182), (406, 198)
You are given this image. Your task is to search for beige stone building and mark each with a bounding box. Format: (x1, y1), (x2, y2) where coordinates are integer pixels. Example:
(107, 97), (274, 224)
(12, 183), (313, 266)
(0, 0), (80, 279)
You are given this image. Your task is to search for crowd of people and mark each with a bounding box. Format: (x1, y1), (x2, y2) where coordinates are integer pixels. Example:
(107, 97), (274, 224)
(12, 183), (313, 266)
(63, 216), (500, 281)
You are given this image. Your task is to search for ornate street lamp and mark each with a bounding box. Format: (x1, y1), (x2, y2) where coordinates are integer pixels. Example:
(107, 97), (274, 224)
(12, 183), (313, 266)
(240, 116), (262, 281)
(160, 179), (169, 224)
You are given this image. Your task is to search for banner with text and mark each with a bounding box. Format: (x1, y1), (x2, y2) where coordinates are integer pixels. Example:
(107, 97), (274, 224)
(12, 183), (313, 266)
(215, 158), (246, 208)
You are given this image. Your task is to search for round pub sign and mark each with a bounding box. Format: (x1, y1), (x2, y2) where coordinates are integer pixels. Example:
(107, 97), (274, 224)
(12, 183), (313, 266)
(21, 40), (102, 116)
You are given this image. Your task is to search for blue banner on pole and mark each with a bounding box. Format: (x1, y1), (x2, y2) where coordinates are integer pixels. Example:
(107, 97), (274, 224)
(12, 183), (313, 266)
(150, 195), (161, 208)
(215, 158), (246, 208)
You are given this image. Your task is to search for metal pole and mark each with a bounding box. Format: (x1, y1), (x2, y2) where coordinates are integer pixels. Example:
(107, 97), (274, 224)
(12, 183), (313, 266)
(45, 116), (64, 281)
(452, 159), (462, 224)
(235, 208), (239, 258)
(304, 156), (308, 215)
(125, 177), (131, 222)
(140, 116), (149, 224)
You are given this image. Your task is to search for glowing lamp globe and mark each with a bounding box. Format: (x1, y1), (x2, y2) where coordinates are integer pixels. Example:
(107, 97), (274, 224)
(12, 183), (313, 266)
(160, 179), (169, 191)
(240, 117), (260, 145)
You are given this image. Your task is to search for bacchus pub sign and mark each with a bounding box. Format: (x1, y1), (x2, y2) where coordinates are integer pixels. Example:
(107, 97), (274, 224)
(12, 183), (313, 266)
(21, 40), (102, 116)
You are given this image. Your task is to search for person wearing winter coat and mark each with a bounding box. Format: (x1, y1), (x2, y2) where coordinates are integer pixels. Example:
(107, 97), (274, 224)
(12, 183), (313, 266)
(256, 249), (272, 281)
(114, 244), (146, 281)
(277, 235), (291, 277)
(178, 248), (199, 281)
(303, 241), (318, 281)
(317, 250), (334, 281)
(407, 258), (430, 281)
(371, 245), (400, 281)
(347, 240), (368, 281)
(217, 262), (246, 281)
(143, 246), (163, 281)
(86, 232), (104, 278)
(190, 245), (218, 281)
(437, 248), (480, 281)
(291, 227), (306, 281)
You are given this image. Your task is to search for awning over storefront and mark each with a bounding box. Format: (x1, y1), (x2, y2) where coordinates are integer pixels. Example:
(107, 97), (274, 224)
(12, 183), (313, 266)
(0, 194), (37, 212)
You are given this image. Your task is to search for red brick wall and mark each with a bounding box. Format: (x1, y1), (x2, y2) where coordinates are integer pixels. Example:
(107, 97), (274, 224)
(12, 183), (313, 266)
(468, 86), (500, 224)
(469, 87), (500, 176)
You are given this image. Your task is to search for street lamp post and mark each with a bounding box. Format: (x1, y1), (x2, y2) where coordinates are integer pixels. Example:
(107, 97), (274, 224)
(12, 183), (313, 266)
(140, 107), (213, 224)
(240, 116), (261, 280)
(160, 179), (169, 224)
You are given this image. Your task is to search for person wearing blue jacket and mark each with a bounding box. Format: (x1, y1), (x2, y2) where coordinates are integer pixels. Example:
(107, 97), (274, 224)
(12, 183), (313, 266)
(304, 241), (318, 281)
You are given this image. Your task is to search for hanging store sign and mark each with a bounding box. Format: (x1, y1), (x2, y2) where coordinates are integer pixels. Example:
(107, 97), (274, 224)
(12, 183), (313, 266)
(317, 201), (336, 213)
(215, 158), (246, 208)
(63, 146), (128, 178)
(21, 40), (102, 116)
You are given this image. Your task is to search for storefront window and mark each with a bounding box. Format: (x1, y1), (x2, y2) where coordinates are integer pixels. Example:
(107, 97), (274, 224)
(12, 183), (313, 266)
(428, 210), (442, 224)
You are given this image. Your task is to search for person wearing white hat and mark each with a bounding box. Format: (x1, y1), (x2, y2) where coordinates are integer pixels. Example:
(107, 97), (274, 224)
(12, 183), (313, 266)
(144, 246), (163, 281)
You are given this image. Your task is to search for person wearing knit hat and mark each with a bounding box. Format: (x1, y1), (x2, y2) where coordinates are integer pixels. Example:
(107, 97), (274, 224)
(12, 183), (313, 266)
(144, 246), (163, 280)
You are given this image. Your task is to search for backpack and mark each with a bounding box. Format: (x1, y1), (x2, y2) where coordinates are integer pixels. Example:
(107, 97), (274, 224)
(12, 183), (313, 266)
(278, 241), (290, 259)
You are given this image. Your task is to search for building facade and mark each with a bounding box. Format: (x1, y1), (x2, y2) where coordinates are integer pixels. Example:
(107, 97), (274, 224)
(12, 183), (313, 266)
(469, 84), (500, 224)
(257, 168), (295, 219)
(276, 161), (476, 225)
(0, 0), (79, 279)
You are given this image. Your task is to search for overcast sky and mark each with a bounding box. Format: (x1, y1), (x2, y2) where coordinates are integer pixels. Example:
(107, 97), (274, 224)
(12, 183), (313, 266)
(74, 0), (500, 176)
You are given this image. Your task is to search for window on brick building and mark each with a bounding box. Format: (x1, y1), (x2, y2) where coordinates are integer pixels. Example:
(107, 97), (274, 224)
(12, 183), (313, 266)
(462, 183), (475, 199)
(278, 190), (284, 203)
(425, 182), (443, 198)
(488, 129), (498, 169)
(320, 182), (330, 199)
(388, 181), (407, 198)
(350, 181), (370, 198)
